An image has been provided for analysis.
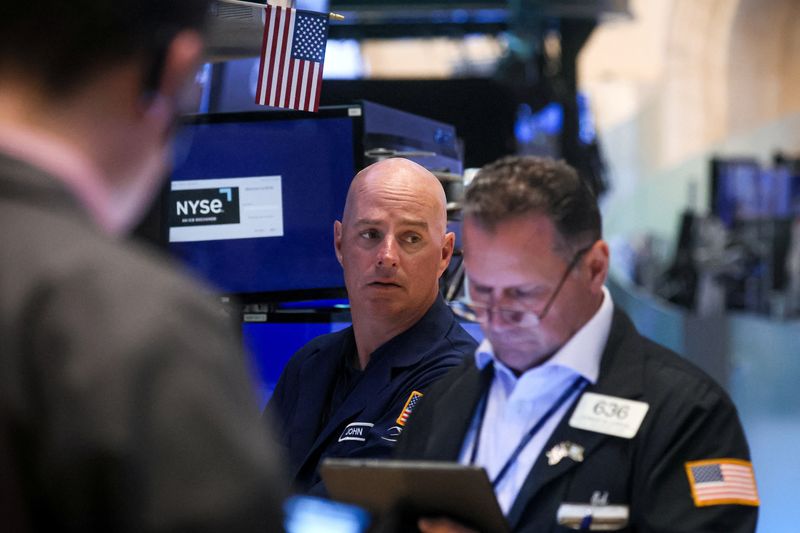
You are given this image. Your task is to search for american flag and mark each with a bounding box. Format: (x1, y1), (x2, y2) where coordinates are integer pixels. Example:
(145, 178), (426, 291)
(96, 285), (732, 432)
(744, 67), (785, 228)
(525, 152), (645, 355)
(396, 391), (424, 427)
(255, 6), (329, 112)
(685, 459), (759, 507)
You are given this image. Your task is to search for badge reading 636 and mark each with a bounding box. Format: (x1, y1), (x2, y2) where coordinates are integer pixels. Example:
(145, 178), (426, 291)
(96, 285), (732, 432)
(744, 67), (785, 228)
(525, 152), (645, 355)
(569, 392), (649, 439)
(593, 399), (629, 419)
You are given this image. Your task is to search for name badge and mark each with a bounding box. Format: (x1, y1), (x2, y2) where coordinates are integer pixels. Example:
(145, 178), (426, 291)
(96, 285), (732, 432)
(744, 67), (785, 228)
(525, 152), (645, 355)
(338, 422), (373, 442)
(568, 392), (649, 439)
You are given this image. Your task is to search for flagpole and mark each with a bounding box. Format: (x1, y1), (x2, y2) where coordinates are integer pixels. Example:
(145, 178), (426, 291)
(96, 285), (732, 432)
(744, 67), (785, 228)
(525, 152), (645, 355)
(216, 0), (345, 20)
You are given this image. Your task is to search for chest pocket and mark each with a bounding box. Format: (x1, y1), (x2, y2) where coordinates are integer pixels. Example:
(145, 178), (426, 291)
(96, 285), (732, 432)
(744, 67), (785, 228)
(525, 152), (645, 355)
(553, 442), (633, 531)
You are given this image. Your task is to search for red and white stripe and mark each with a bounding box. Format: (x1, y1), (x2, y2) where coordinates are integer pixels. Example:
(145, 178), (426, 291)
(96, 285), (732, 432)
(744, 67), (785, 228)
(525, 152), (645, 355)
(694, 463), (758, 502)
(687, 459), (759, 507)
(255, 6), (324, 112)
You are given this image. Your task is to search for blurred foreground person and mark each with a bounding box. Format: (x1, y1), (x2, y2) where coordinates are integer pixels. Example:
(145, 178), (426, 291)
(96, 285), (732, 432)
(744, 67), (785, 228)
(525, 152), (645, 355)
(0, 1), (287, 531)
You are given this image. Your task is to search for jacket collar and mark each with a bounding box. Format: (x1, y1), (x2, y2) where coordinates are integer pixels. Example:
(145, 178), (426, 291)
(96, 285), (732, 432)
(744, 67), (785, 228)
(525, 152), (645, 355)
(294, 294), (458, 478)
(367, 294), (457, 371)
(0, 152), (91, 225)
(506, 309), (645, 528)
(0, 131), (111, 232)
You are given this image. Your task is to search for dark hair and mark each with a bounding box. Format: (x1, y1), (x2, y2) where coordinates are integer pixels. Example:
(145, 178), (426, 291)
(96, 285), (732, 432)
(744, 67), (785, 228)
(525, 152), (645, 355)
(0, 0), (210, 97)
(463, 155), (602, 255)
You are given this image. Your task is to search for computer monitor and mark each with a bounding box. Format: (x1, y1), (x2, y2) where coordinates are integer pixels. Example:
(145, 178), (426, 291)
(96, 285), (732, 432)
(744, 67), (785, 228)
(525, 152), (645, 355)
(243, 313), (352, 408)
(709, 158), (761, 227)
(711, 158), (800, 227)
(167, 106), (364, 303)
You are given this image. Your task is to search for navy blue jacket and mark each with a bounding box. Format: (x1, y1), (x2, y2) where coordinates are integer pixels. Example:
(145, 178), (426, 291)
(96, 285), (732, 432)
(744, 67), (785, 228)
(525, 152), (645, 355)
(395, 310), (757, 532)
(267, 295), (476, 493)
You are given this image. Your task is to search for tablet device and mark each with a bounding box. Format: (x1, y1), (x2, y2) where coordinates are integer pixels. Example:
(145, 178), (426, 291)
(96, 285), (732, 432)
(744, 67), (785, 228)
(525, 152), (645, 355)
(320, 459), (510, 533)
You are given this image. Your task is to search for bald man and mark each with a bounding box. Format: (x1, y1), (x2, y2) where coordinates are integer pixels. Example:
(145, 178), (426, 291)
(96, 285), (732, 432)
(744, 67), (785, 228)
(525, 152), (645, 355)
(266, 158), (477, 494)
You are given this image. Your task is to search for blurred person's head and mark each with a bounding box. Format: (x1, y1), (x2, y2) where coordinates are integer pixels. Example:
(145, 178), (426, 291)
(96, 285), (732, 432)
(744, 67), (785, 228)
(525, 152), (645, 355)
(335, 158), (455, 332)
(0, 0), (210, 233)
(461, 155), (609, 373)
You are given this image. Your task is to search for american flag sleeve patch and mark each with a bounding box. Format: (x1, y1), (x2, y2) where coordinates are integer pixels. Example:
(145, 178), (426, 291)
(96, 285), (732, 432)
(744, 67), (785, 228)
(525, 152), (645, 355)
(396, 391), (424, 427)
(685, 458), (759, 507)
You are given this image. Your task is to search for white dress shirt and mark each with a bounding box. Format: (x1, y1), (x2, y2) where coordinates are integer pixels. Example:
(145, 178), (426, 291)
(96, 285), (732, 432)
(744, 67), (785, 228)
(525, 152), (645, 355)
(458, 287), (614, 515)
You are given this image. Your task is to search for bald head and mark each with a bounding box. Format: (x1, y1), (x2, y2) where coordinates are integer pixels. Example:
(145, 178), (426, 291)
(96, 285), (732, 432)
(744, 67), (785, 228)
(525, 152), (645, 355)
(334, 157), (455, 353)
(342, 158), (448, 237)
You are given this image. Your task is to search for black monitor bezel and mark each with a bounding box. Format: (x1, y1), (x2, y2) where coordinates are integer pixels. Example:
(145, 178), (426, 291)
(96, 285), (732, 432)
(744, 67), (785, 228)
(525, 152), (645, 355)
(164, 105), (365, 305)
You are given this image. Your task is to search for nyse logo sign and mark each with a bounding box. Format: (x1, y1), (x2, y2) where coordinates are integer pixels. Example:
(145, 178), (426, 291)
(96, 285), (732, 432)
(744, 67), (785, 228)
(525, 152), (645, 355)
(169, 187), (240, 227)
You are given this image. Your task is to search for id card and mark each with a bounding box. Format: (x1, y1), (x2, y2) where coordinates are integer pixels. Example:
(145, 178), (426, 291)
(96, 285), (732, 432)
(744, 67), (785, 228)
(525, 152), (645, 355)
(568, 392), (649, 439)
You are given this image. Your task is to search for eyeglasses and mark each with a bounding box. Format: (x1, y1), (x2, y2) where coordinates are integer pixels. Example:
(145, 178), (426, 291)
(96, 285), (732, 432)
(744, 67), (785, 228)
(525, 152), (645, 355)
(450, 244), (594, 326)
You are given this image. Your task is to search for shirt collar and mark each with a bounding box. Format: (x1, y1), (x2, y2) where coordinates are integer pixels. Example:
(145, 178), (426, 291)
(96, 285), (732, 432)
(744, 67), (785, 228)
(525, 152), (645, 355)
(0, 123), (115, 234)
(369, 293), (455, 369)
(475, 286), (614, 384)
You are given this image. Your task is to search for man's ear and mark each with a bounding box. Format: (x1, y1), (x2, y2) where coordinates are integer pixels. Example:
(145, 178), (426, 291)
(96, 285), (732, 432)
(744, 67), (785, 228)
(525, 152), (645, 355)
(333, 220), (344, 265)
(141, 30), (204, 114)
(586, 239), (610, 294)
(437, 231), (456, 277)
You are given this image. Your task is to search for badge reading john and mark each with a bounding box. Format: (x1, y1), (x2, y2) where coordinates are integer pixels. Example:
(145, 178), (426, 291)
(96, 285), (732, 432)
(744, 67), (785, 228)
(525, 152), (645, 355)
(396, 391), (423, 426)
(338, 422), (373, 442)
(568, 392), (649, 439)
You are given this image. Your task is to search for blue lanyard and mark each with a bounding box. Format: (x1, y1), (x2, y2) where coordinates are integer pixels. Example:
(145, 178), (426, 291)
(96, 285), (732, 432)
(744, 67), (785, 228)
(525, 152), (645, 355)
(469, 372), (588, 489)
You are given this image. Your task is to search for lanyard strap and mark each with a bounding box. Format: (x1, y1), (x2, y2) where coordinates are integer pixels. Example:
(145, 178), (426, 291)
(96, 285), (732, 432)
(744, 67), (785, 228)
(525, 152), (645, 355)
(470, 372), (588, 489)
